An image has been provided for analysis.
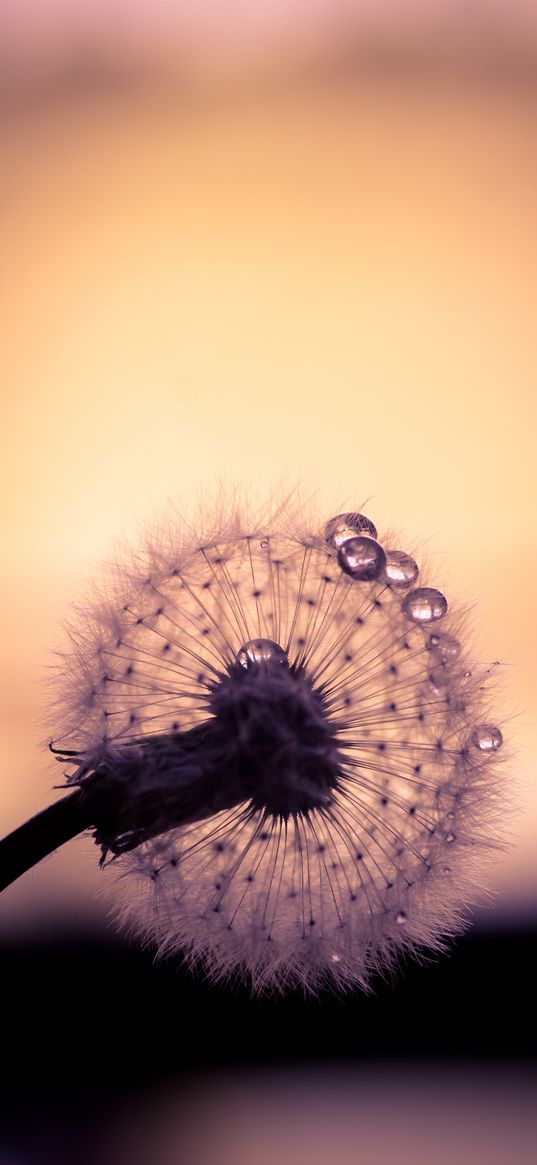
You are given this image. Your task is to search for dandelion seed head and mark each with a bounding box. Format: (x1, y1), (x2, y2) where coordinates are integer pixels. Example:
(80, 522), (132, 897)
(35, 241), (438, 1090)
(51, 493), (507, 994)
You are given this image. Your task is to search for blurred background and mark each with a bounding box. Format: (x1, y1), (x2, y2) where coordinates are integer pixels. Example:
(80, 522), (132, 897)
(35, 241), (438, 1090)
(1, 2), (536, 1163)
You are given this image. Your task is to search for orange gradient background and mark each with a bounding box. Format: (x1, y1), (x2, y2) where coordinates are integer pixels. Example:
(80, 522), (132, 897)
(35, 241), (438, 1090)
(1, 4), (536, 932)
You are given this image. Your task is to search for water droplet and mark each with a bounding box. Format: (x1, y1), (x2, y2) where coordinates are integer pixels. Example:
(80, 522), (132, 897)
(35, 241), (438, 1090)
(337, 536), (386, 582)
(442, 866), (452, 875)
(395, 911), (407, 925)
(428, 632), (461, 664)
(385, 550), (419, 587)
(429, 664), (452, 694)
(402, 587), (447, 623)
(236, 639), (287, 671)
(324, 512), (377, 549)
(259, 538), (269, 549)
(445, 832), (456, 844)
(469, 724), (503, 753)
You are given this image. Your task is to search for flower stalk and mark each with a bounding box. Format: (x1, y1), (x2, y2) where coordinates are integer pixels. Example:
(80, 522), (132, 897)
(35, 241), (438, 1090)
(0, 791), (90, 892)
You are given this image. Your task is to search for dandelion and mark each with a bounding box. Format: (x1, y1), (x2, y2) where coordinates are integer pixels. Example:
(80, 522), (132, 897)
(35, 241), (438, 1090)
(0, 494), (507, 993)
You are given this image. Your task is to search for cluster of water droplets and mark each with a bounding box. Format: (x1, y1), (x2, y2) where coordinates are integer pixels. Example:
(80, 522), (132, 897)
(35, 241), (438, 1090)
(324, 512), (503, 759)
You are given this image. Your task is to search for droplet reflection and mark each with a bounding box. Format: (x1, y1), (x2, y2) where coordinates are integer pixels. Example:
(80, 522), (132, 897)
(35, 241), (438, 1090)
(324, 512), (377, 549)
(402, 587), (448, 623)
(236, 639), (288, 671)
(428, 632), (461, 664)
(337, 536), (386, 582)
(469, 724), (503, 753)
(385, 550), (419, 587)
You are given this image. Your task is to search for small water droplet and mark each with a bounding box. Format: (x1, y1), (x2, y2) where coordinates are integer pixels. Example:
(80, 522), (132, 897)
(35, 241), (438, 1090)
(260, 538), (269, 549)
(385, 550), (419, 587)
(464, 671), (472, 678)
(402, 587), (447, 623)
(429, 664), (452, 694)
(395, 911), (407, 925)
(442, 866), (452, 875)
(324, 512), (377, 549)
(445, 832), (456, 844)
(337, 536), (386, 582)
(428, 632), (461, 664)
(469, 724), (503, 753)
(236, 639), (287, 671)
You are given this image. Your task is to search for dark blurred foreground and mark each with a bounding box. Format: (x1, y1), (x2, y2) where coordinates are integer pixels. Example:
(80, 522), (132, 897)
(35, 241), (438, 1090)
(0, 923), (535, 1165)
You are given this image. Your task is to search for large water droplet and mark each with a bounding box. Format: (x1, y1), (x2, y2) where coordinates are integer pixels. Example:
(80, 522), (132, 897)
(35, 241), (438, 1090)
(402, 587), (447, 623)
(385, 550), (419, 587)
(338, 536), (386, 582)
(236, 639), (288, 671)
(428, 632), (461, 664)
(469, 724), (503, 753)
(324, 512), (377, 549)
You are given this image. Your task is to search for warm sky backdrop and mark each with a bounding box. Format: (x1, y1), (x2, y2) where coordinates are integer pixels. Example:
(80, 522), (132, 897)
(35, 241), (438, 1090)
(1, 1), (536, 931)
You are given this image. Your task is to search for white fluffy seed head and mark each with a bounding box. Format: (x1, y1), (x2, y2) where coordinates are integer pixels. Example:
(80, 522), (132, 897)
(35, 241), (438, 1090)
(50, 491), (508, 994)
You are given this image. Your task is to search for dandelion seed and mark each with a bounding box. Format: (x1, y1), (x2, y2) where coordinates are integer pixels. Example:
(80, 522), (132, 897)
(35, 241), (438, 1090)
(0, 494), (507, 994)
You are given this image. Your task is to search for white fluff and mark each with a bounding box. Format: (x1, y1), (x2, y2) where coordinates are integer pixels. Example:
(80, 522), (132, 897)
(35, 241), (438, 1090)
(51, 491), (507, 994)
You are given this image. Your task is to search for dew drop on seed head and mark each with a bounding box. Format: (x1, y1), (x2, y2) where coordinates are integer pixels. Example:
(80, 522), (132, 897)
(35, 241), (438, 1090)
(337, 536), (386, 582)
(402, 587), (447, 623)
(385, 550), (419, 587)
(324, 512), (377, 549)
(236, 638), (288, 671)
(429, 664), (452, 694)
(429, 632), (461, 664)
(395, 911), (407, 925)
(445, 832), (456, 844)
(469, 724), (503, 753)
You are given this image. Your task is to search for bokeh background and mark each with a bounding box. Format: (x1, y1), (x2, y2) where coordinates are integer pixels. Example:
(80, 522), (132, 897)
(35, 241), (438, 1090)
(1, 3), (536, 1163)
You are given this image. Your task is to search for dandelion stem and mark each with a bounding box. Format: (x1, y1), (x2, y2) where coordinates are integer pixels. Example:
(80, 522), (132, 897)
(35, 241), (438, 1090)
(0, 791), (91, 892)
(0, 728), (252, 892)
